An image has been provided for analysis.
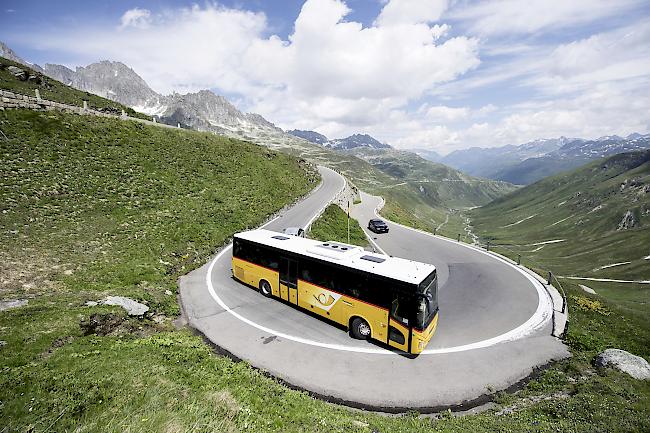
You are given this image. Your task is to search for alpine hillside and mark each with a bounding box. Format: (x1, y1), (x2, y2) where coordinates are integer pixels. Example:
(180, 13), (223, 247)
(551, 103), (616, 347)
(1, 43), (517, 239)
(471, 150), (650, 285)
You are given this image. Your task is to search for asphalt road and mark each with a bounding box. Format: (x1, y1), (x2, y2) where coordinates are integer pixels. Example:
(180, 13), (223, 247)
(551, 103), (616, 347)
(180, 166), (569, 410)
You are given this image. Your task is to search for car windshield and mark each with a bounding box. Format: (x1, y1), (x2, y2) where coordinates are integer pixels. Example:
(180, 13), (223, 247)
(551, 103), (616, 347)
(415, 270), (438, 329)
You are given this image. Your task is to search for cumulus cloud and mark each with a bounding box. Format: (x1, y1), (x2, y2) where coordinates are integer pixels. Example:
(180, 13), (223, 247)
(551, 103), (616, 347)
(376, 0), (449, 26)
(119, 8), (152, 29)
(19, 0), (650, 153)
(29, 0), (479, 133)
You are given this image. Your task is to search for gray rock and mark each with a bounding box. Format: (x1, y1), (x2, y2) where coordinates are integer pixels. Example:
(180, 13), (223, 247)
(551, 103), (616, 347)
(101, 296), (149, 316)
(7, 66), (27, 81)
(579, 284), (596, 294)
(84, 301), (98, 307)
(594, 349), (650, 380)
(617, 210), (637, 230)
(0, 299), (28, 311)
(0, 340), (6, 348)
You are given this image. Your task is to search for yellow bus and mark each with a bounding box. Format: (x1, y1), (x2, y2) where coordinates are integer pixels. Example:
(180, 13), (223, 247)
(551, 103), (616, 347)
(232, 229), (438, 354)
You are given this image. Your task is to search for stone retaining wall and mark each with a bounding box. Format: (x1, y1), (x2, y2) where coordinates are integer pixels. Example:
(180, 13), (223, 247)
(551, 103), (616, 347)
(0, 89), (121, 118)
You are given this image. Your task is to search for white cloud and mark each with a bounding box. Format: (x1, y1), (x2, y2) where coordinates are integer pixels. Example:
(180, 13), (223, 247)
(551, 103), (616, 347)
(422, 105), (469, 121)
(34, 0), (479, 122)
(119, 8), (152, 29)
(451, 0), (646, 36)
(376, 0), (449, 26)
(19, 0), (650, 155)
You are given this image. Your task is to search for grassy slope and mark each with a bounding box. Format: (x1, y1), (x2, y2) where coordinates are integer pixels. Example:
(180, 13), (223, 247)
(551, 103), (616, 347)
(0, 53), (511, 242)
(0, 56), (150, 120)
(1, 113), (648, 432)
(467, 151), (650, 432)
(347, 147), (518, 207)
(471, 151), (650, 282)
(309, 204), (368, 247)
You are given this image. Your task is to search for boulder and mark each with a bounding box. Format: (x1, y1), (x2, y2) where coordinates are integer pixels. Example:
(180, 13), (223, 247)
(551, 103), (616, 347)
(617, 210), (636, 230)
(101, 296), (149, 316)
(594, 349), (650, 380)
(7, 66), (27, 81)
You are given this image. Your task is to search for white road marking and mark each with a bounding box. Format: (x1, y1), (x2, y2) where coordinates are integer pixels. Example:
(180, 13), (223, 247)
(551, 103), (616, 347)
(501, 214), (537, 228)
(370, 199), (554, 353)
(204, 173), (553, 355)
(593, 261), (631, 271)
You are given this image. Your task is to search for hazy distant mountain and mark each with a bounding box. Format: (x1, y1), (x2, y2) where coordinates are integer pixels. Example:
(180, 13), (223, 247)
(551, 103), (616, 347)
(287, 130), (391, 150)
(409, 148), (443, 163)
(441, 137), (573, 179)
(41, 58), (280, 134)
(288, 130), (329, 145)
(494, 134), (650, 184)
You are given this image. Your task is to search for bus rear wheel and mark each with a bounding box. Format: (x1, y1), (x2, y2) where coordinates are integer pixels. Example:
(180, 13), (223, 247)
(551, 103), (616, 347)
(350, 317), (371, 339)
(259, 280), (272, 298)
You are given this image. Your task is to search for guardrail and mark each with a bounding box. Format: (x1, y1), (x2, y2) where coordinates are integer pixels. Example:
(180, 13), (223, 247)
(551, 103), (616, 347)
(454, 234), (569, 339)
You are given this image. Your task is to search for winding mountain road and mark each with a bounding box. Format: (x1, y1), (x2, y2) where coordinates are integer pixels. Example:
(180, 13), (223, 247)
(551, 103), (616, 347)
(180, 166), (569, 410)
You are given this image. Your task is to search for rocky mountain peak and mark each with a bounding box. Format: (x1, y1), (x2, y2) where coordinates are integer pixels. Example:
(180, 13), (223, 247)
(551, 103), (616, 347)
(329, 133), (391, 150)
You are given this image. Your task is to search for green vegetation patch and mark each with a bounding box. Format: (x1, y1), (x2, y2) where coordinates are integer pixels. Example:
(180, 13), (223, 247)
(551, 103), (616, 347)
(0, 56), (150, 120)
(309, 204), (368, 247)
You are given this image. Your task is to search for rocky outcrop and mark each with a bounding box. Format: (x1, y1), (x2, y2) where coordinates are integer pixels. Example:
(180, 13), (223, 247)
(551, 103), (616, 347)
(617, 210), (637, 230)
(594, 349), (650, 380)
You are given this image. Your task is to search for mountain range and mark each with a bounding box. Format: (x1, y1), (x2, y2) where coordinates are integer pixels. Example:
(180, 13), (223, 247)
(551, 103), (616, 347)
(426, 135), (650, 185)
(40, 60), (282, 136)
(288, 130), (391, 150)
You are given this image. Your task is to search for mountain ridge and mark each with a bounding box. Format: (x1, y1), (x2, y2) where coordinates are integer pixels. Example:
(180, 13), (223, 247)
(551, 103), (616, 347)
(288, 129), (391, 150)
(440, 134), (650, 184)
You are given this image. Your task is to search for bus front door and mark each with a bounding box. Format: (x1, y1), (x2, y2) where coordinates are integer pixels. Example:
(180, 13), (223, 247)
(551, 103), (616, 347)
(388, 298), (410, 352)
(279, 258), (298, 305)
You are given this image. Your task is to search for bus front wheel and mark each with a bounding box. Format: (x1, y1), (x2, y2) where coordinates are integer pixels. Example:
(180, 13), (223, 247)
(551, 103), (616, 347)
(259, 280), (272, 298)
(350, 317), (371, 340)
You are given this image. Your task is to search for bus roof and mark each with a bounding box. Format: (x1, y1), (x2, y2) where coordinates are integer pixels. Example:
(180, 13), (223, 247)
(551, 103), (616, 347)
(234, 229), (435, 286)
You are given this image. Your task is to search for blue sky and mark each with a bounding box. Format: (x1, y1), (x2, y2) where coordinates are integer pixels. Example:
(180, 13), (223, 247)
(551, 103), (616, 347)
(2, 1), (649, 153)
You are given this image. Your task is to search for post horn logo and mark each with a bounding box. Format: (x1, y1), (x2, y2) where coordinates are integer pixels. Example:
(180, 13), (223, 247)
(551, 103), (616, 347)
(314, 292), (336, 307)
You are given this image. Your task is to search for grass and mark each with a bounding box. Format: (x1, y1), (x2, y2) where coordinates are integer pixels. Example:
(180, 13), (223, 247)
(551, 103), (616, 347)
(1, 56), (150, 120)
(1, 110), (649, 432)
(309, 204), (368, 247)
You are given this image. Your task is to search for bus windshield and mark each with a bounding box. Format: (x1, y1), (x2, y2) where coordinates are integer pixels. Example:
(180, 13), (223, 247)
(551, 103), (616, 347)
(415, 270), (438, 330)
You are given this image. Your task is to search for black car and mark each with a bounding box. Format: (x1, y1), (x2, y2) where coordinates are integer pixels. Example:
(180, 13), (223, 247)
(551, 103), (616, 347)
(368, 218), (389, 233)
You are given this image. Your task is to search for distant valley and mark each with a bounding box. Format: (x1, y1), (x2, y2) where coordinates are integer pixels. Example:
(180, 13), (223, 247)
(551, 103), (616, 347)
(423, 135), (650, 185)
